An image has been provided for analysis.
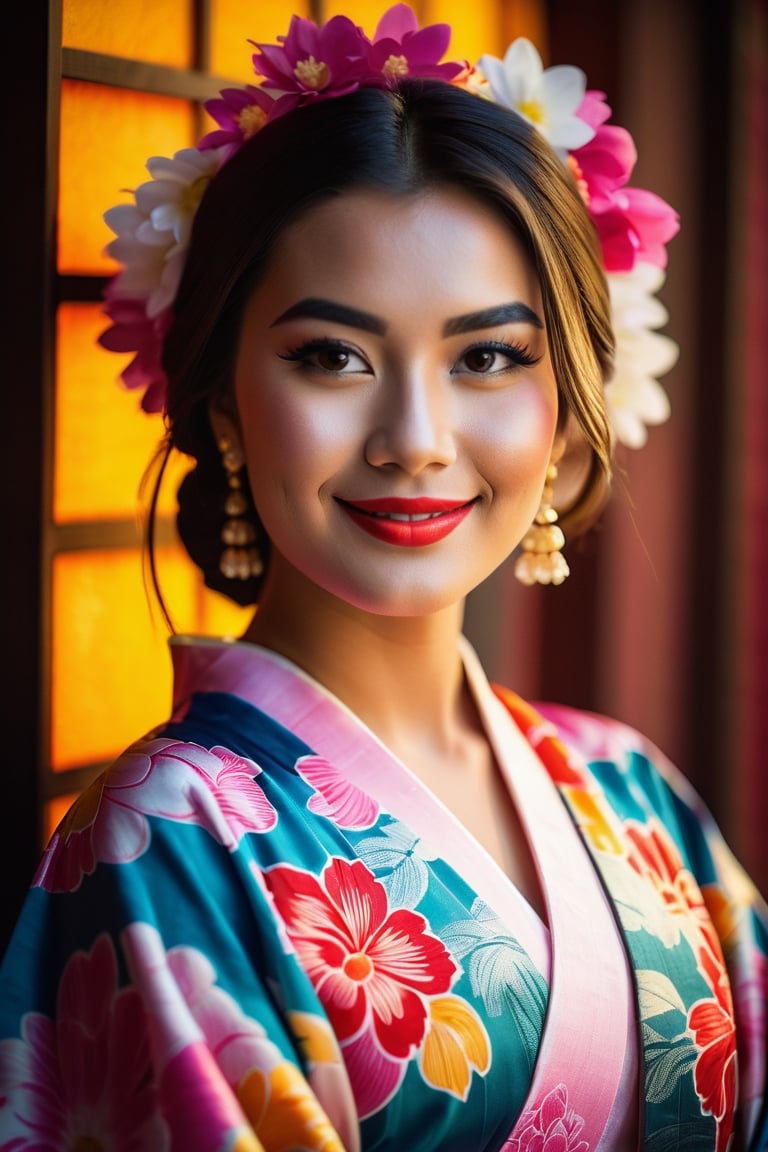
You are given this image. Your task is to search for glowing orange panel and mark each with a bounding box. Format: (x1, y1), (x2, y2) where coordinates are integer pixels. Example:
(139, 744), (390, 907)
(45, 795), (80, 843)
(211, 0), (312, 77)
(149, 546), (255, 639)
(51, 547), (196, 770)
(427, 0), (504, 62)
(322, 0), (392, 31)
(58, 80), (196, 275)
(62, 0), (193, 67)
(499, 0), (548, 56)
(198, 588), (254, 640)
(54, 303), (191, 523)
(52, 547), (254, 770)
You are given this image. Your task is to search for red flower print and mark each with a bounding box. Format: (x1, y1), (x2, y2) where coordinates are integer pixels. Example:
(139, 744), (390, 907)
(689, 944), (738, 1152)
(493, 688), (591, 788)
(503, 1083), (588, 1151)
(625, 820), (722, 950)
(264, 857), (456, 1058)
(625, 820), (737, 1150)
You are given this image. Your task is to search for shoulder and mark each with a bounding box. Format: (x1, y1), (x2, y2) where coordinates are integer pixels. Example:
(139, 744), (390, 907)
(513, 695), (708, 820)
(532, 701), (668, 767)
(528, 700), (739, 880)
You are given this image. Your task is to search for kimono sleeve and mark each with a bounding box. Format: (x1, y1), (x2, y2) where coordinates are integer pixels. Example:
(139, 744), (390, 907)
(537, 701), (768, 1150)
(0, 736), (358, 1152)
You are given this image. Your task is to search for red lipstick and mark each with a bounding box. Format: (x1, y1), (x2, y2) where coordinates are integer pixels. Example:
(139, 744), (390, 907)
(336, 497), (476, 547)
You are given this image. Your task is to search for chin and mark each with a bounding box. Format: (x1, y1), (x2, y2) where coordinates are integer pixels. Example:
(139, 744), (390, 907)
(319, 568), (489, 619)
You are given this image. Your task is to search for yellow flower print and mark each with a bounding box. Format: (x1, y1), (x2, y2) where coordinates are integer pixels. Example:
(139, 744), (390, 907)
(419, 995), (491, 1100)
(238, 1061), (345, 1152)
(561, 785), (624, 856)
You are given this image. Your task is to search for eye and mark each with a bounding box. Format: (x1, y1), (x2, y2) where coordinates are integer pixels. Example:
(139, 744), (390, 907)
(279, 339), (371, 375)
(454, 340), (540, 376)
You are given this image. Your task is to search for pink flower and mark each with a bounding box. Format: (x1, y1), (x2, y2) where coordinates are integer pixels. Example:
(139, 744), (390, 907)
(199, 85), (276, 157)
(250, 13), (370, 114)
(593, 187), (680, 271)
(505, 1083), (588, 1151)
(123, 922), (284, 1085)
(571, 104), (679, 272)
(264, 857), (457, 1059)
(367, 3), (467, 84)
(576, 88), (612, 130)
(0, 934), (169, 1149)
(34, 738), (277, 892)
(296, 754), (380, 828)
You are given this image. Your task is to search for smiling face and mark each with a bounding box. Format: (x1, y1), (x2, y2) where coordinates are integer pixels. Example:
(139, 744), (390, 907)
(217, 187), (562, 619)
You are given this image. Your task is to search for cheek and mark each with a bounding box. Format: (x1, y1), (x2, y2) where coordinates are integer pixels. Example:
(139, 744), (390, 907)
(237, 388), (360, 504)
(468, 383), (559, 473)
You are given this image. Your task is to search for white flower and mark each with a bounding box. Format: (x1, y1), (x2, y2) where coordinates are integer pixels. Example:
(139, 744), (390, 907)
(103, 203), (171, 301)
(607, 263), (679, 448)
(103, 146), (228, 318)
(137, 146), (227, 246)
(475, 39), (594, 155)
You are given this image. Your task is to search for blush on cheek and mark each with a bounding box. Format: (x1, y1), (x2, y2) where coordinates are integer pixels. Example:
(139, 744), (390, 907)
(473, 384), (559, 463)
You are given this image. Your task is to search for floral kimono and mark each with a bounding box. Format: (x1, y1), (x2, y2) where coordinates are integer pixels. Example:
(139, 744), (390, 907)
(1, 636), (766, 1152)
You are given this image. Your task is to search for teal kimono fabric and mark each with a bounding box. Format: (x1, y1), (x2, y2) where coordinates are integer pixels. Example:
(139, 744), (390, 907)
(0, 638), (766, 1151)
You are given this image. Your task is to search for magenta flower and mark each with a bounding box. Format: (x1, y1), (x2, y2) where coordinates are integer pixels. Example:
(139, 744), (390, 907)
(250, 13), (370, 113)
(368, 3), (467, 84)
(199, 85), (276, 157)
(98, 297), (172, 413)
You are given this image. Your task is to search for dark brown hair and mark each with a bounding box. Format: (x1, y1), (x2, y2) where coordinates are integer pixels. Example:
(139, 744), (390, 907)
(149, 78), (614, 613)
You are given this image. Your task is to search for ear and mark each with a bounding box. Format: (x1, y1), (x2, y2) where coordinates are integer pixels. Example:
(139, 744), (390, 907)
(208, 397), (244, 461)
(550, 429), (568, 467)
(551, 413), (593, 514)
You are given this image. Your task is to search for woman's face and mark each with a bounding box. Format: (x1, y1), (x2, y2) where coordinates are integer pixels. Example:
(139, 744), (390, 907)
(225, 187), (562, 618)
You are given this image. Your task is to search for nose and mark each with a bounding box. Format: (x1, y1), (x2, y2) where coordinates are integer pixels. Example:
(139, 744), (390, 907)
(365, 368), (457, 474)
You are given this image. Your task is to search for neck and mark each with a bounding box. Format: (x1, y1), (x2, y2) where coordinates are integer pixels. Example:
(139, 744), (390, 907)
(241, 560), (470, 755)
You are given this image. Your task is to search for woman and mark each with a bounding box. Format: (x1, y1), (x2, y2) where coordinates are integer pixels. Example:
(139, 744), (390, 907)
(1, 7), (765, 1151)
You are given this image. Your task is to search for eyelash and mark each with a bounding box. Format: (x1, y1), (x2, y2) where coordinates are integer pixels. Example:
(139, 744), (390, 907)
(278, 337), (541, 376)
(279, 338), (368, 374)
(456, 340), (540, 374)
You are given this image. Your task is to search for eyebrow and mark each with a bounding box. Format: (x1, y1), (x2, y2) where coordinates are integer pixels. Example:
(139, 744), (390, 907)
(271, 298), (386, 334)
(443, 303), (543, 335)
(270, 297), (543, 337)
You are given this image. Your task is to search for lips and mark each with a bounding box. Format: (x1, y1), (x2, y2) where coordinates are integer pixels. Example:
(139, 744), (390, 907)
(336, 497), (476, 547)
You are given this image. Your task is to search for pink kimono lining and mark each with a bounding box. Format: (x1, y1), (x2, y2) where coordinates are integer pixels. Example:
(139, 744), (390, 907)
(170, 635), (640, 1149)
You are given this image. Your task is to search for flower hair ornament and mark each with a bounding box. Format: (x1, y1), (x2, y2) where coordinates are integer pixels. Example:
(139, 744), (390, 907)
(99, 3), (679, 445)
(98, 5), (679, 590)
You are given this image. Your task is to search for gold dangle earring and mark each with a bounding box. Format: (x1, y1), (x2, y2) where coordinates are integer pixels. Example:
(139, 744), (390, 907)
(514, 462), (569, 586)
(218, 437), (264, 581)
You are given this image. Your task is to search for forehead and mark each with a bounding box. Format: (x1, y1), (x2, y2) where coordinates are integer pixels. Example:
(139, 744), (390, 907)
(250, 187), (542, 319)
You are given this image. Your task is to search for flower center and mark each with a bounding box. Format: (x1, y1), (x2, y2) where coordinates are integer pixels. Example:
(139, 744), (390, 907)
(518, 97), (546, 127)
(343, 951), (374, 981)
(237, 104), (268, 139)
(382, 53), (409, 79)
(294, 55), (330, 90)
(567, 155), (590, 207)
(70, 1139), (105, 1152)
